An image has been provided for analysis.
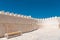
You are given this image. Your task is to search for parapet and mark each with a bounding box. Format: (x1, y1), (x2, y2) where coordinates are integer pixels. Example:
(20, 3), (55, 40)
(0, 11), (39, 39)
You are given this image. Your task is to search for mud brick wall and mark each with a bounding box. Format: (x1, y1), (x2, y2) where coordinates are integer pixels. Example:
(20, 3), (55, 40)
(0, 14), (39, 38)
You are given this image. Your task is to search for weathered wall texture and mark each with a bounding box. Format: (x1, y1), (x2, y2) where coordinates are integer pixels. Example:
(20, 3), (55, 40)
(0, 12), (39, 38)
(40, 17), (59, 29)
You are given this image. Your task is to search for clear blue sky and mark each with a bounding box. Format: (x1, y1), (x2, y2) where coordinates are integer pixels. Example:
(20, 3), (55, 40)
(0, 0), (60, 18)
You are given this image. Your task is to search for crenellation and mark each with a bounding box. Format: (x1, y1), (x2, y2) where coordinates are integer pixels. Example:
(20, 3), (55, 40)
(13, 14), (17, 16)
(26, 16), (30, 19)
(4, 12), (9, 15)
(0, 11), (39, 38)
(0, 11), (60, 39)
(0, 11), (5, 14)
(24, 16), (27, 18)
(17, 14), (20, 17)
(0, 11), (33, 19)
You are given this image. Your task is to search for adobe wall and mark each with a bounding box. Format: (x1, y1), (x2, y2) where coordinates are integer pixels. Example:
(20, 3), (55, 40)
(40, 17), (59, 29)
(0, 11), (39, 38)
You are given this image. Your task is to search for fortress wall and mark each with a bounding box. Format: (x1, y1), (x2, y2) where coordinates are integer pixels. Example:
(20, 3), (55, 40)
(0, 11), (39, 38)
(41, 17), (59, 29)
(0, 14), (36, 24)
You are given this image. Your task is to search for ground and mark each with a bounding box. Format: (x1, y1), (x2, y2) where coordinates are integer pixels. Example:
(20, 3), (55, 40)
(0, 26), (60, 40)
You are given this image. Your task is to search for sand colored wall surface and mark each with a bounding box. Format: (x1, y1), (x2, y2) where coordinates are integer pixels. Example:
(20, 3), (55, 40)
(0, 11), (60, 39)
(0, 12), (39, 38)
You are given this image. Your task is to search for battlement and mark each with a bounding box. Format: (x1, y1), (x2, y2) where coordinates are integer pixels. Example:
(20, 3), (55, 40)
(0, 11), (39, 38)
(0, 11), (32, 19)
(0, 11), (60, 39)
